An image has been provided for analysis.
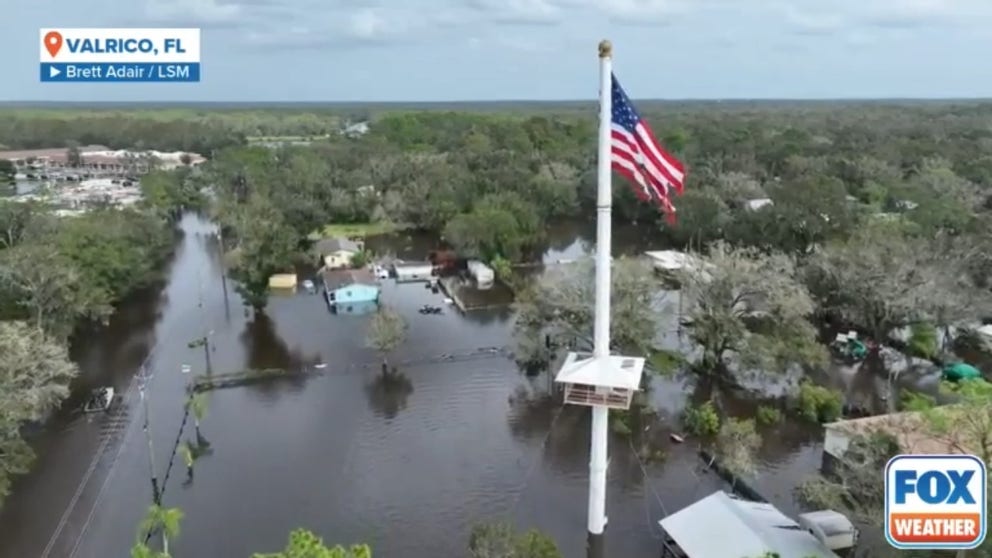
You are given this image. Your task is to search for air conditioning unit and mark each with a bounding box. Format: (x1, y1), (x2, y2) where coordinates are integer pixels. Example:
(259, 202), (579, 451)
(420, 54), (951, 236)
(799, 510), (858, 551)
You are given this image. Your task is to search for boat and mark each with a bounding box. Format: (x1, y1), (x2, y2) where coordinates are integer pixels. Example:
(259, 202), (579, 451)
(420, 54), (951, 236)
(83, 387), (115, 413)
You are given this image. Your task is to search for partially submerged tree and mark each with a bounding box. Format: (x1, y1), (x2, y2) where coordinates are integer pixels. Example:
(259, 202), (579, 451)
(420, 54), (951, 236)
(0, 321), (78, 505)
(253, 529), (371, 558)
(135, 504), (184, 557)
(512, 257), (660, 370)
(679, 242), (825, 382)
(713, 417), (762, 479)
(468, 522), (562, 558)
(805, 221), (980, 342)
(186, 392), (209, 444)
(366, 305), (408, 372)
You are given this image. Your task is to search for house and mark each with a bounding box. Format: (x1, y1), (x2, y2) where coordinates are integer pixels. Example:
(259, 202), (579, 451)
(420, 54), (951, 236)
(467, 260), (495, 286)
(823, 408), (978, 463)
(659, 491), (850, 558)
(392, 261), (434, 283)
(315, 237), (362, 269)
(321, 269), (380, 306)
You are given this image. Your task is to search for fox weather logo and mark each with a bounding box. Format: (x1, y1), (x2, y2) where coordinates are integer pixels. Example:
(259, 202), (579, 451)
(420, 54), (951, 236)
(885, 454), (987, 550)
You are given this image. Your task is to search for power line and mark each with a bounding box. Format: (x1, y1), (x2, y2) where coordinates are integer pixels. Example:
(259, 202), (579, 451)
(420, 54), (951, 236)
(511, 396), (568, 516)
(42, 353), (157, 558)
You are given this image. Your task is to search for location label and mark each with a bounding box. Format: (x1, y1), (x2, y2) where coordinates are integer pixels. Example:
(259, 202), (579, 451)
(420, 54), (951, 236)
(44, 31), (63, 57)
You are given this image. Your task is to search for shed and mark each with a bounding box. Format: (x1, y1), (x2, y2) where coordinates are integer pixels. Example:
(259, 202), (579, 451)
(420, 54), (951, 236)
(659, 491), (839, 558)
(393, 261), (434, 283)
(467, 260), (495, 285)
(268, 273), (297, 289)
(314, 237), (362, 269)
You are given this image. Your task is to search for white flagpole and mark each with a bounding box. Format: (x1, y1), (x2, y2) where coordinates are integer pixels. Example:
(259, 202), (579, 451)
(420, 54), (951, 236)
(588, 38), (613, 537)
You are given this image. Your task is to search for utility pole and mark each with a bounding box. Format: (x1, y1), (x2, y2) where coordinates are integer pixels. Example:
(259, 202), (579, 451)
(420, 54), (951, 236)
(217, 226), (230, 313)
(137, 366), (160, 505)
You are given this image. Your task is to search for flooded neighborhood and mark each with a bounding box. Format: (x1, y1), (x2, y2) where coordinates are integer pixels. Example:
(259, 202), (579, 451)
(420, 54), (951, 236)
(0, 205), (983, 557)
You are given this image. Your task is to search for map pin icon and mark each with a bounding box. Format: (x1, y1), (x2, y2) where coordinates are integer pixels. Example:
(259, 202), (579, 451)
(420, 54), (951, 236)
(44, 31), (63, 57)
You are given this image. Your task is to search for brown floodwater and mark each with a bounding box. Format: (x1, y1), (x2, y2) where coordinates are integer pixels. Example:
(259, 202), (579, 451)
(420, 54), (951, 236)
(0, 214), (969, 558)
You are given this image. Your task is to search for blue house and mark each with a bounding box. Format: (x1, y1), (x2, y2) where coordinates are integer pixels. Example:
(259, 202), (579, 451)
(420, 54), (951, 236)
(321, 269), (380, 308)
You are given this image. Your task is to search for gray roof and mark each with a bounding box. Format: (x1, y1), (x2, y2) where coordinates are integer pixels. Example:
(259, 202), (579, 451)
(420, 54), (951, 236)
(314, 237), (360, 254)
(659, 491), (839, 558)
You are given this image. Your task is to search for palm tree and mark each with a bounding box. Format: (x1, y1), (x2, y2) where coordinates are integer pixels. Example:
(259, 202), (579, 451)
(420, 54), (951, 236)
(137, 504), (183, 556)
(187, 392), (209, 444)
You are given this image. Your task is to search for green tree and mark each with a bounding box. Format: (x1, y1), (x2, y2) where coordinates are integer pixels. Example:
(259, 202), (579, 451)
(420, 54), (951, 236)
(679, 242), (825, 381)
(140, 168), (204, 220)
(0, 243), (111, 338)
(187, 392), (209, 440)
(133, 505), (183, 557)
(253, 529), (371, 558)
(512, 257), (659, 370)
(225, 196), (299, 310)
(468, 522), (562, 558)
(0, 321), (78, 506)
(443, 194), (542, 262)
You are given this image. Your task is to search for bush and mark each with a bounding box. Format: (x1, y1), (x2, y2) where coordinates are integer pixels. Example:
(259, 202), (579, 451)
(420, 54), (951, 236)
(490, 255), (512, 279)
(796, 382), (843, 423)
(755, 405), (783, 425)
(682, 401), (720, 436)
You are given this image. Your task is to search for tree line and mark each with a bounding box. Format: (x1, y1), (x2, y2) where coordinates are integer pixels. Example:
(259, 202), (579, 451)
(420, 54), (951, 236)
(0, 191), (180, 506)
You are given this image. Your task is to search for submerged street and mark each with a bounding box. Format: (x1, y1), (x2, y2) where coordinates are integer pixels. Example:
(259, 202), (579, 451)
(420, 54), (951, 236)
(0, 213), (947, 557)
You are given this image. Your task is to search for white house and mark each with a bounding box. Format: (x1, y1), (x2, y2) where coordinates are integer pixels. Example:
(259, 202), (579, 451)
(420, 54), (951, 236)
(315, 237), (362, 269)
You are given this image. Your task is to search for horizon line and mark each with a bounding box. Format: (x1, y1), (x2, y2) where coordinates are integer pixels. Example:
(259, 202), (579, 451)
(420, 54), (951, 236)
(2, 97), (992, 106)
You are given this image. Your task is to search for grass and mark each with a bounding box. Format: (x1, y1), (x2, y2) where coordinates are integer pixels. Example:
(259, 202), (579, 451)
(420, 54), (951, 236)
(313, 222), (401, 239)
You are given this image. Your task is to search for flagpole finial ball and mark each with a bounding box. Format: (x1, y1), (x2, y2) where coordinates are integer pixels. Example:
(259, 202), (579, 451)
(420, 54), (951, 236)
(598, 40), (612, 58)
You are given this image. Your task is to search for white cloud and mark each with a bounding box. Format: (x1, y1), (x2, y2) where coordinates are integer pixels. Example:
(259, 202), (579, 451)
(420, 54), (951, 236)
(145, 0), (243, 24)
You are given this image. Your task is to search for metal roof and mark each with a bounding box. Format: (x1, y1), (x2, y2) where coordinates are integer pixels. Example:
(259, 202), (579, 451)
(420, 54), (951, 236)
(659, 491), (839, 558)
(554, 352), (644, 390)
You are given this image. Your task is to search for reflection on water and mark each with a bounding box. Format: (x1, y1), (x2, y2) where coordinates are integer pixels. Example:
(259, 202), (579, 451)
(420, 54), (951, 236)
(365, 371), (414, 420)
(5, 213), (982, 558)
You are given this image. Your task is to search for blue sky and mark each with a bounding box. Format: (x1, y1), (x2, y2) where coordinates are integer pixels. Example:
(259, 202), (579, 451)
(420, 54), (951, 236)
(3, 0), (991, 101)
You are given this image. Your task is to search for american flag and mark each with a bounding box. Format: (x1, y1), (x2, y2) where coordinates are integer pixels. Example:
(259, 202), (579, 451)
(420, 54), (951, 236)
(610, 73), (685, 219)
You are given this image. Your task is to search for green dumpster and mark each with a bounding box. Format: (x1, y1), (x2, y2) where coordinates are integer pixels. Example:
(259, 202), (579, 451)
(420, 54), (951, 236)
(943, 363), (982, 382)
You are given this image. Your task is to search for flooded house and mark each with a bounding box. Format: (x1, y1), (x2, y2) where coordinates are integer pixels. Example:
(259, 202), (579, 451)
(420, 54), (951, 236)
(392, 261), (435, 283)
(315, 237), (362, 269)
(659, 490), (853, 558)
(321, 269), (380, 308)
(822, 408), (978, 465)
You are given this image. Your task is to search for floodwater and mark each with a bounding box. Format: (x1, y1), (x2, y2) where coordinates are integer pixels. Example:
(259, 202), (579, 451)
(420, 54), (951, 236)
(0, 214), (973, 558)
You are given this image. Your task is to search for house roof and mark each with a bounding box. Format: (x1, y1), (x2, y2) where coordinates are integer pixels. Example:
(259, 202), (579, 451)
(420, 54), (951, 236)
(321, 269), (376, 290)
(659, 491), (838, 558)
(824, 407), (980, 456)
(315, 237), (360, 254)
